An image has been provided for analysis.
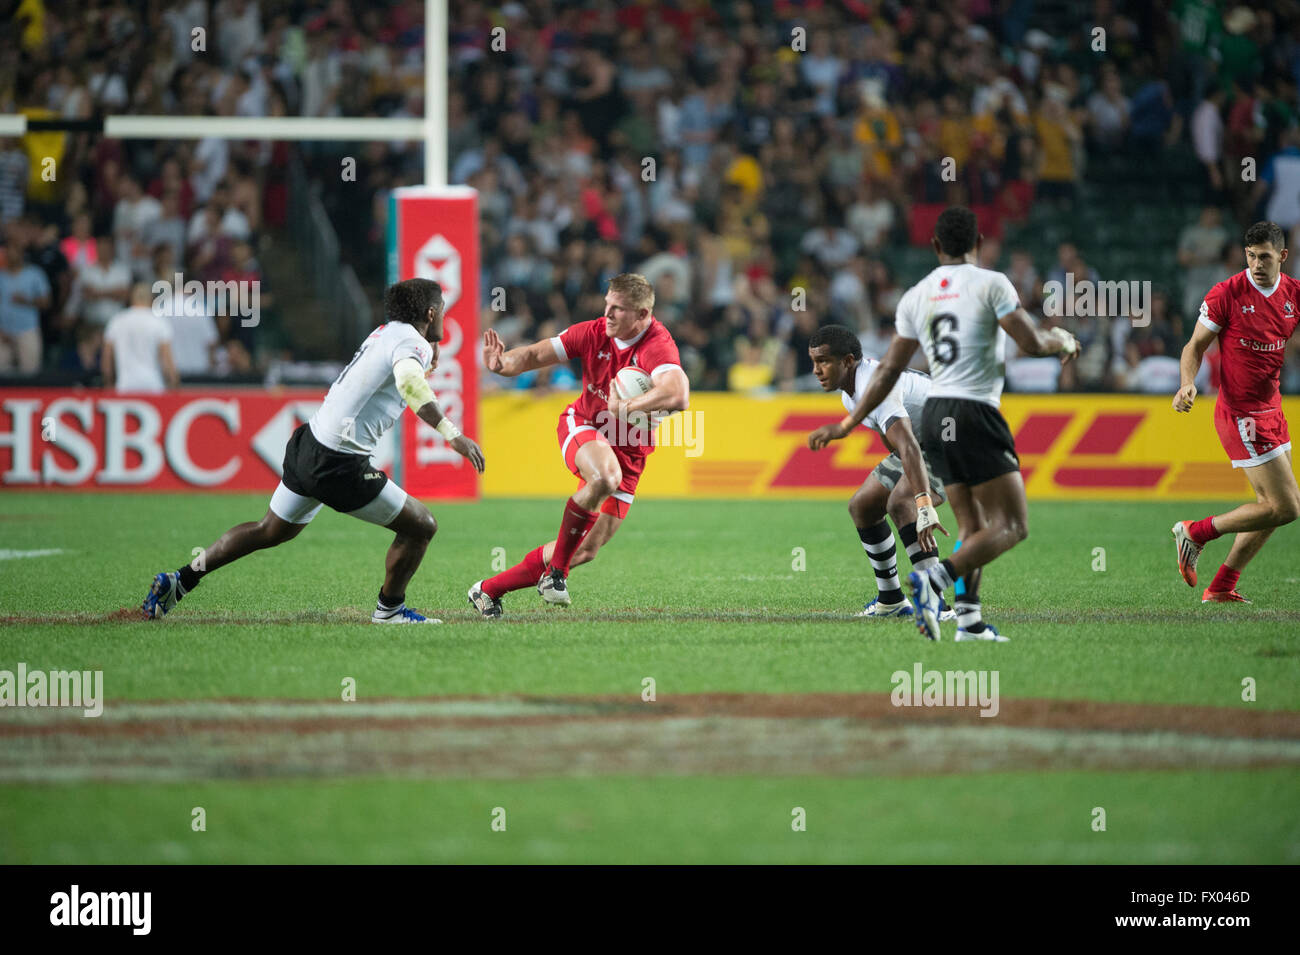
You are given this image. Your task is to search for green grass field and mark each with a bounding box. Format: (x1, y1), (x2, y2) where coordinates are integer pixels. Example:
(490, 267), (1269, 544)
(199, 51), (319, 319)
(1, 493), (1298, 863)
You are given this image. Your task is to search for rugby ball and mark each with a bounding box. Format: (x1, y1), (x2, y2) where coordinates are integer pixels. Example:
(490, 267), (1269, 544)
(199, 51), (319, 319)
(613, 366), (654, 399)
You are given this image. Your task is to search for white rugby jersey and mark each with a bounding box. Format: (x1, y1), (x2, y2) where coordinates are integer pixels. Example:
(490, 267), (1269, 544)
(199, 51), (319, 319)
(309, 322), (434, 455)
(842, 356), (930, 437)
(893, 263), (1019, 407)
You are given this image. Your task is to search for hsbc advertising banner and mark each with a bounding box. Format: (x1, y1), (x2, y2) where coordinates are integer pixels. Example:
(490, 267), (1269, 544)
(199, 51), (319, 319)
(0, 390), (400, 490)
(387, 186), (480, 500)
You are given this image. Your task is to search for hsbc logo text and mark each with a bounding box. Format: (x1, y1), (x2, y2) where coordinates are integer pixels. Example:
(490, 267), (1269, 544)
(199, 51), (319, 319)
(3, 396), (243, 486)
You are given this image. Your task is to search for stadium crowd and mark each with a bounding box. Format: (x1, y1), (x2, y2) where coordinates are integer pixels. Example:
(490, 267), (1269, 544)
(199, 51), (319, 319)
(2, 0), (1300, 395)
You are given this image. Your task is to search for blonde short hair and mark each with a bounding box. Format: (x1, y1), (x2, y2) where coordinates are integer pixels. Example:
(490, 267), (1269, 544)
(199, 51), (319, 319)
(607, 273), (655, 314)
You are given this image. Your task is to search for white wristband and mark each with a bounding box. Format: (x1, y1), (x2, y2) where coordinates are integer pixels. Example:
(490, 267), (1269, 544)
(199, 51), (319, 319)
(435, 418), (462, 441)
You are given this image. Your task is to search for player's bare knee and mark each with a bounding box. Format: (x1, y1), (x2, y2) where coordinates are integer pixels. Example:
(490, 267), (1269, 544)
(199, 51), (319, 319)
(259, 517), (295, 547)
(421, 511), (438, 541)
(886, 500), (912, 527)
(590, 469), (622, 499)
(849, 495), (875, 525)
(1274, 496), (1300, 525)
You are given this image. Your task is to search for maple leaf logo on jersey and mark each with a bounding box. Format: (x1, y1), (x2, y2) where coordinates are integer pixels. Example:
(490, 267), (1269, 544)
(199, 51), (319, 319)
(940, 278), (950, 289)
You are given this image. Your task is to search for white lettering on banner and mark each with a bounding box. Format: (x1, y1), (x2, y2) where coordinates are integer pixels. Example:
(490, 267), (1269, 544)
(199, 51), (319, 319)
(98, 401), (164, 484)
(0, 398), (42, 483)
(166, 399), (240, 485)
(414, 234), (461, 308)
(418, 318), (466, 466)
(41, 398), (96, 485)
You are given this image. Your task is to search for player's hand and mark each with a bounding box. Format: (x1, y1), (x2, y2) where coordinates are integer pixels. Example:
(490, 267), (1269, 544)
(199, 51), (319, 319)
(482, 329), (505, 375)
(915, 493), (949, 551)
(452, 434), (485, 473)
(1173, 383), (1197, 413)
(808, 423), (846, 450)
(1048, 327), (1079, 365)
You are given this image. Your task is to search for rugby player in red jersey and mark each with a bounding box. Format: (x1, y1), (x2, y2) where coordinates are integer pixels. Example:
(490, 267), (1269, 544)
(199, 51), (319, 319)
(468, 273), (689, 616)
(1172, 221), (1300, 602)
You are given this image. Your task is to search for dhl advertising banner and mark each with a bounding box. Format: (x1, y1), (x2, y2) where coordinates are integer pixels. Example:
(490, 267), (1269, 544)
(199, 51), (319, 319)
(481, 393), (1300, 501)
(2, 390), (1293, 499)
(387, 186), (479, 500)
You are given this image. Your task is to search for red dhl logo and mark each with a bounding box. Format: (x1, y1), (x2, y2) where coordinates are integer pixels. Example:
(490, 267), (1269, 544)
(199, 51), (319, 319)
(691, 410), (1206, 492)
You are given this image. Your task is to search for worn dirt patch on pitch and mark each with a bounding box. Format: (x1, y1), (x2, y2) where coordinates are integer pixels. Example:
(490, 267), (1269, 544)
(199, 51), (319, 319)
(1, 694), (1296, 783)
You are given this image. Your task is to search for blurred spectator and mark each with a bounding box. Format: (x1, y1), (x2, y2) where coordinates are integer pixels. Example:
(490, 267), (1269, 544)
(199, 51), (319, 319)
(1086, 68), (1130, 150)
(59, 213), (97, 272)
(800, 222), (859, 272)
(1034, 85), (1081, 205)
(144, 194), (188, 272)
(1006, 249), (1041, 313)
(1259, 127), (1300, 231)
(1129, 77), (1183, 152)
(113, 174), (163, 281)
(0, 238), (52, 373)
(72, 236), (131, 328)
(845, 180), (895, 254)
(103, 283), (178, 392)
(1178, 206), (1230, 318)
(1191, 87), (1227, 198)
(27, 219), (71, 347)
(727, 338), (775, 393)
(0, 139), (29, 226)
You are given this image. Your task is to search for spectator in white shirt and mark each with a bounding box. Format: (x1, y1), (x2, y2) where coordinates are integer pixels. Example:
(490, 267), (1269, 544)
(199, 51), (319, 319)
(800, 223), (860, 271)
(845, 180), (895, 253)
(73, 237), (132, 327)
(102, 284), (179, 393)
(190, 137), (229, 204)
(143, 194), (188, 271)
(1177, 206), (1229, 317)
(113, 174), (163, 280)
(215, 0), (263, 69)
(187, 192), (251, 247)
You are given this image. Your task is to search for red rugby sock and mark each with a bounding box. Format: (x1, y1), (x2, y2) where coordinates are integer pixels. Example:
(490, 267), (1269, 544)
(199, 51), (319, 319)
(1187, 516), (1222, 545)
(481, 545), (547, 598)
(1208, 564), (1241, 594)
(549, 497), (599, 574)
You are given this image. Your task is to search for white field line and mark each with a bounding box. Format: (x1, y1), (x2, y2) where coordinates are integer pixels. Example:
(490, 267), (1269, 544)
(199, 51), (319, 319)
(0, 698), (609, 723)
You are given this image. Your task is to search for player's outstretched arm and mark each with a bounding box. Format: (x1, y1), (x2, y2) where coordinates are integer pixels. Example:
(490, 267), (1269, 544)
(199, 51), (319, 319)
(394, 357), (485, 473)
(482, 328), (562, 378)
(884, 416), (948, 550)
(810, 334), (919, 450)
(1174, 320), (1216, 413)
(999, 307), (1078, 362)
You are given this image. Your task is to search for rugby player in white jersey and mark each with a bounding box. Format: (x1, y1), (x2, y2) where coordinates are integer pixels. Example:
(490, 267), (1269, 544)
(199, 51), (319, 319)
(805, 324), (956, 622)
(833, 207), (1078, 641)
(141, 278), (485, 624)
